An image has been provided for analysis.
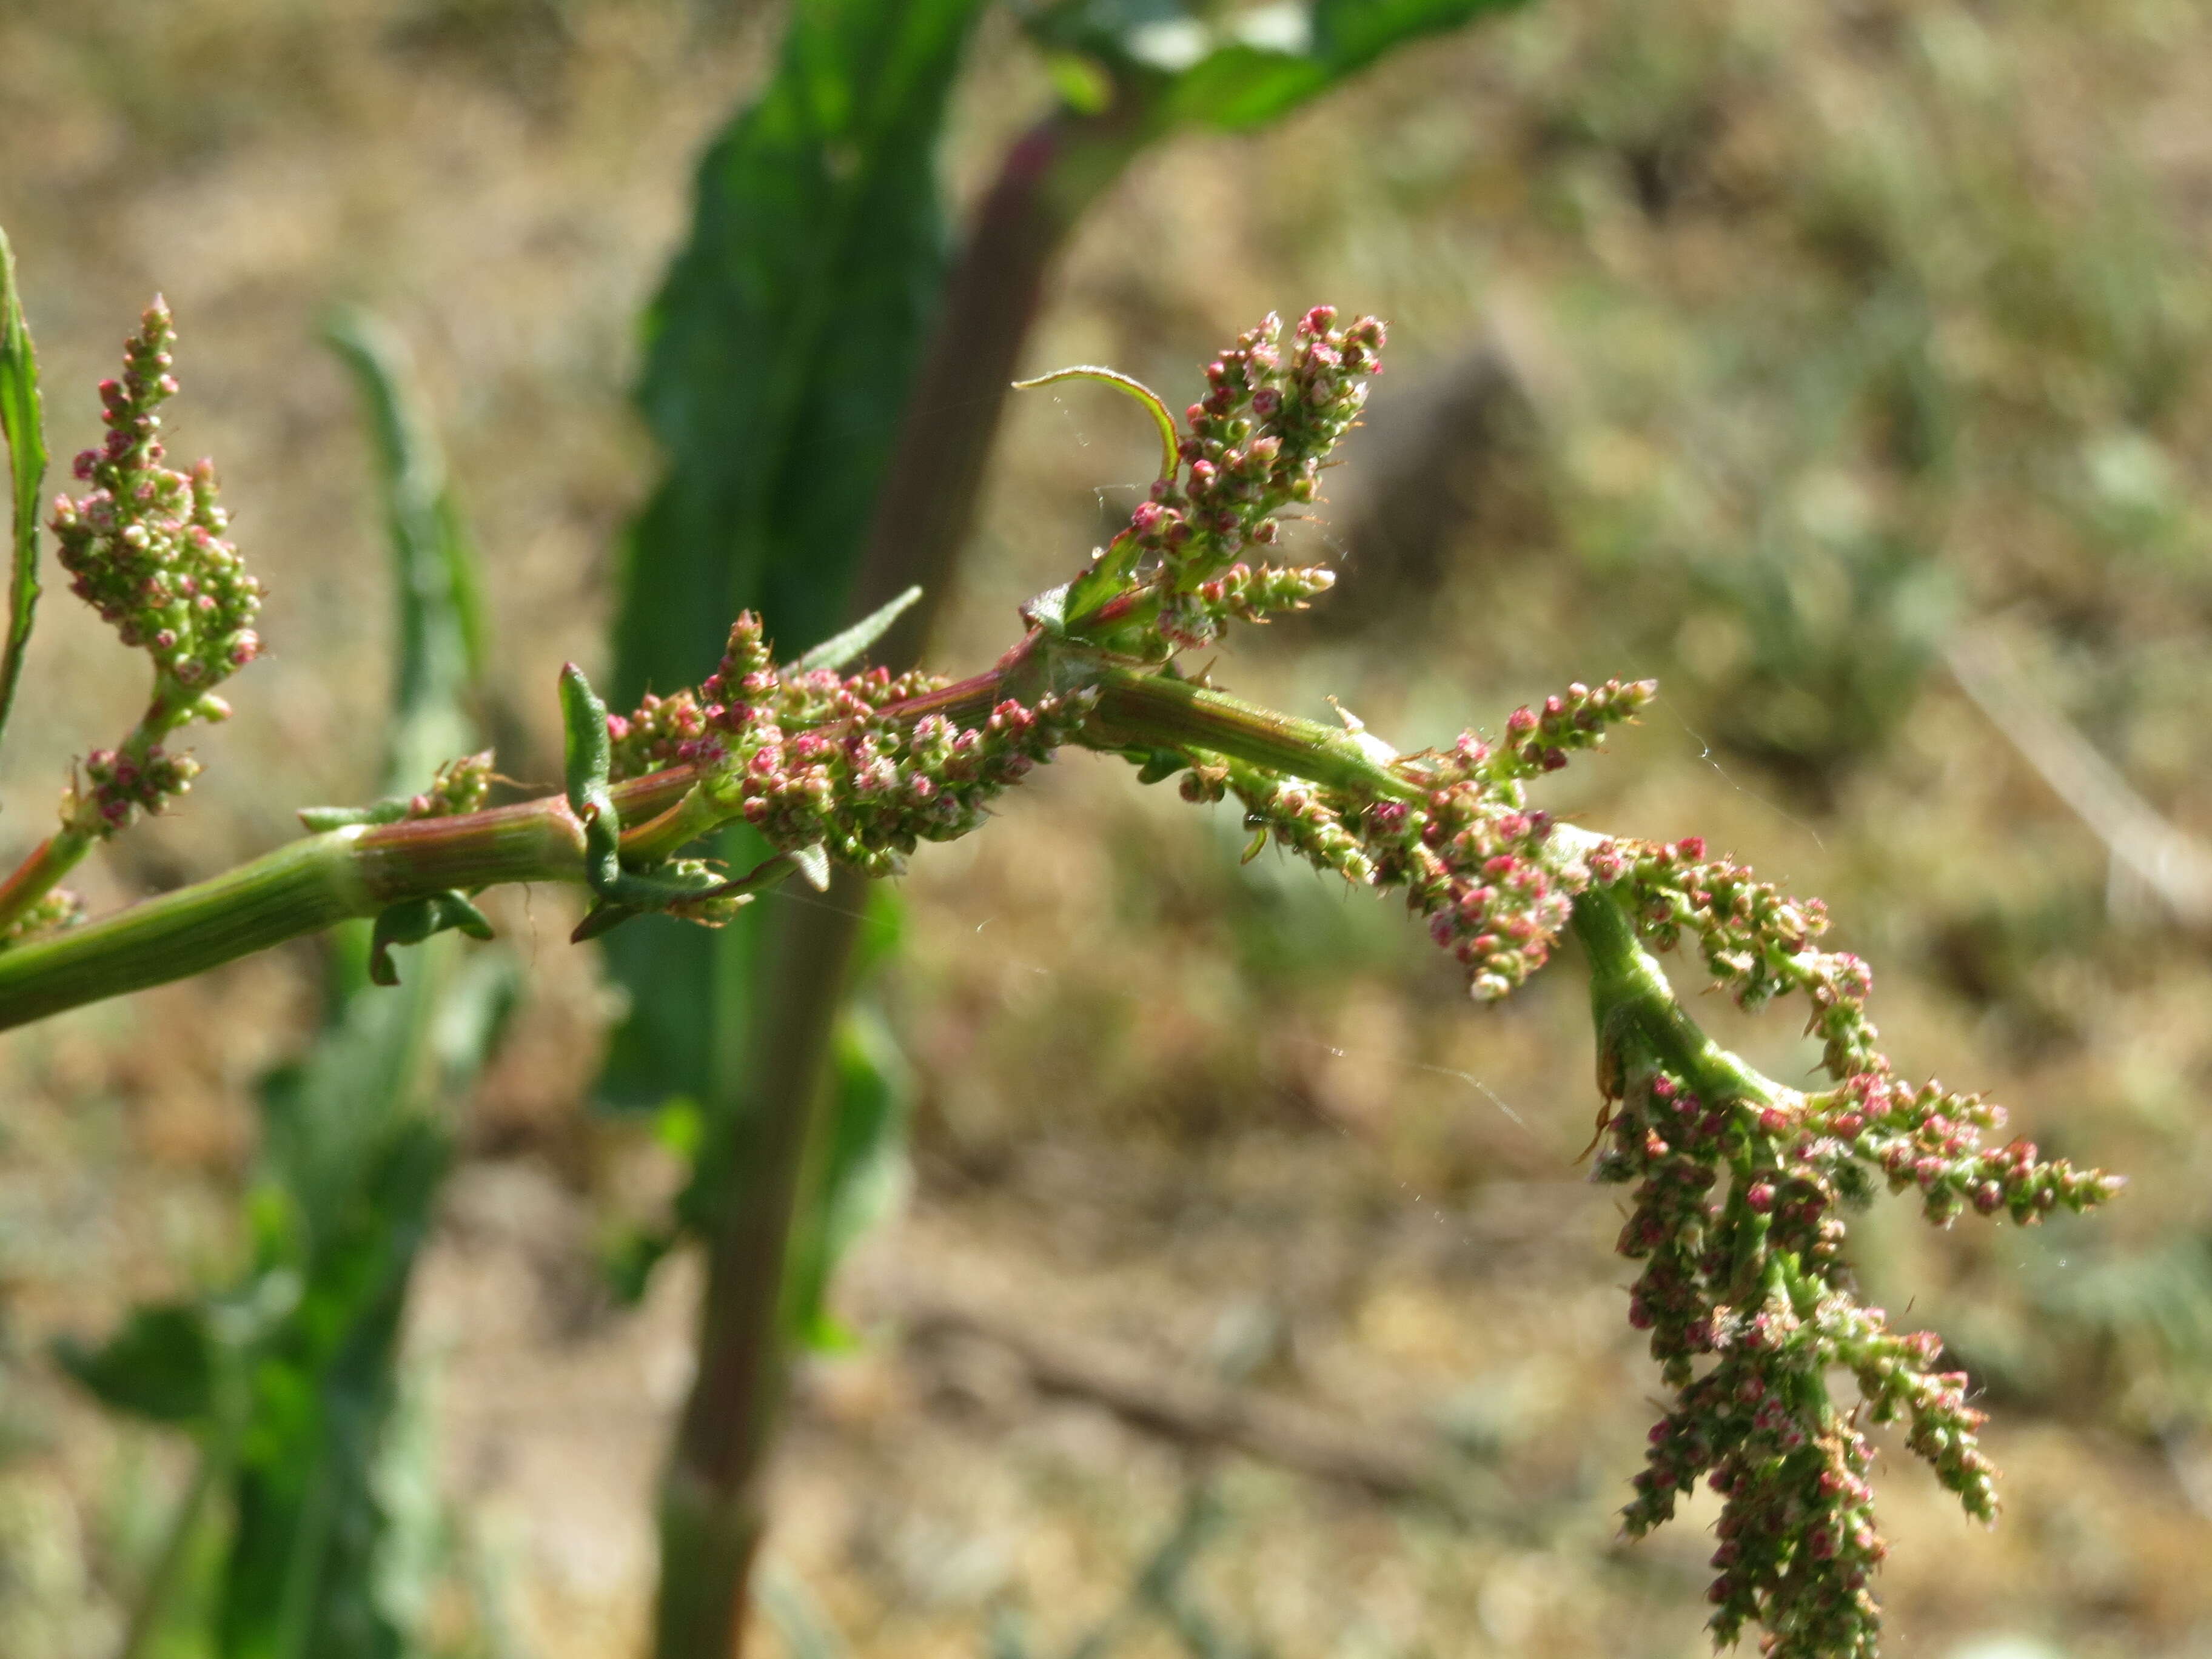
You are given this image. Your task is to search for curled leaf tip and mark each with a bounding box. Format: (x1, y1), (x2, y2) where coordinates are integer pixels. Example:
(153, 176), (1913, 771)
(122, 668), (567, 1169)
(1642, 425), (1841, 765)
(1012, 364), (1179, 483)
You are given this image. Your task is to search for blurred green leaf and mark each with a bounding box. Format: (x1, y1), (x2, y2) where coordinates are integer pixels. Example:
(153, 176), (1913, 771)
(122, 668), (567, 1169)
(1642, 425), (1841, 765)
(219, 1114), (451, 1659)
(55, 1304), (216, 1427)
(0, 223), (47, 767)
(1027, 0), (1527, 130)
(789, 583), (923, 674)
(781, 996), (912, 1349)
(615, 0), (988, 702)
(600, 0), (989, 1111)
(323, 308), (486, 788)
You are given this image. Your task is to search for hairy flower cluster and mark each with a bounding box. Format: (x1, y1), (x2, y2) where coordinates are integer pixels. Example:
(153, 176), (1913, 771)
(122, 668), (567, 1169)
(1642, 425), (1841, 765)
(1142, 611), (2112, 1657)
(49, 301), (263, 693)
(40, 300), (263, 842)
(606, 689), (715, 779)
(607, 614), (948, 784)
(614, 615), (1088, 879)
(1120, 307), (1382, 649)
(1584, 836), (2118, 1216)
(731, 695), (1088, 877)
(1491, 678), (1661, 779)
(1804, 1071), (2118, 1228)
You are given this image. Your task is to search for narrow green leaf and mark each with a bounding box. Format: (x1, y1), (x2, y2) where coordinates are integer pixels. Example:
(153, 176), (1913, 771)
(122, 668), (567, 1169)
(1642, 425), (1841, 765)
(558, 661), (615, 826)
(600, 0), (990, 1113)
(788, 583), (923, 674)
(0, 224), (48, 767)
(324, 309), (483, 789)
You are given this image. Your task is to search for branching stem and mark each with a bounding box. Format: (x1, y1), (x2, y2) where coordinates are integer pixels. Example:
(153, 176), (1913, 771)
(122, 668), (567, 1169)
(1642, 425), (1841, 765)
(0, 650), (1467, 1027)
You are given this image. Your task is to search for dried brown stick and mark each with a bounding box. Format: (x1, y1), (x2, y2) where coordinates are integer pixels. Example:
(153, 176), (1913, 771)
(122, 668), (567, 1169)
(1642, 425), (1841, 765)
(890, 1286), (1463, 1510)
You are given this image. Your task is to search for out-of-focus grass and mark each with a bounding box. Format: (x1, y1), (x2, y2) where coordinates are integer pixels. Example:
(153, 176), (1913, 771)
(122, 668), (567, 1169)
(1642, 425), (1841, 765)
(4, 0), (2212, 1655)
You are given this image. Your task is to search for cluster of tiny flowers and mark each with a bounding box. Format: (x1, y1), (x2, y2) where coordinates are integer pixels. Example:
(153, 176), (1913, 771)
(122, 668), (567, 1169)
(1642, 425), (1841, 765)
(1597, 836), (1861, 1040)
(48, 301), (264, 694)
(1121, 308), (1382, 649)
(606, 689), (715, 780)
(606, 614), (947, 785)
(1, 888), (84, 947)
(612, 615), (1089, 878)
(1171, 680), (1652, 1001)
(723, 692), (1090, 877)
(1580, 834), (2120, 1221)
(403, 751), (493, 820)
(1489, 679), (1660, 780)
(1597, 1064), (2000, 1659)
(1576, 840), (2122, 1659)
(1148, 623), (2112, 1657)
(1213, 759), (1375, 884)
(78, 743), (201, 836)
(1799, 1071), (2120, 1229)
(1157, 561), (1336, 646)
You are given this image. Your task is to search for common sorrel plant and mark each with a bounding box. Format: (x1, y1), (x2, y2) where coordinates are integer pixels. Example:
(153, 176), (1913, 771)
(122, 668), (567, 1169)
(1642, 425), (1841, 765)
(0, 234), (2119, 1657)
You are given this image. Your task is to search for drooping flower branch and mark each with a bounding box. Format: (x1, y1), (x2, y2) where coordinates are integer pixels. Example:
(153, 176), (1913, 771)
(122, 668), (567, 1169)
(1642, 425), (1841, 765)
(0, 300), (2119, 1659)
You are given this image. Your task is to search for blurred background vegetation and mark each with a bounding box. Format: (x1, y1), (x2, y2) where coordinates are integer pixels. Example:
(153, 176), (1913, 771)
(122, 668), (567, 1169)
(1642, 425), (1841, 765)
(4, 0), (2212, 1655)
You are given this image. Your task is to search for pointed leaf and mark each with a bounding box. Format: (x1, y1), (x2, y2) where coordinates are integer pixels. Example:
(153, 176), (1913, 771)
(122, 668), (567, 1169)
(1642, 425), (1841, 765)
(788, 584), (923, 674)
(55, 1303), (215, 1426)
(0, 224), (47, 767)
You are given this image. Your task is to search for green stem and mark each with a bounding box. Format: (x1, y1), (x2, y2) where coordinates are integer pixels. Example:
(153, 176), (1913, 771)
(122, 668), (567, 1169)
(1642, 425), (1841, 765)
(651, 95), (1155, 1658)
(1085, 665), (1425, 802)
(654, 866), (868, 1659)
(0, 778), (680, 1030)
(1563, 862), (1788, 1111)
(0, 672), (231, 936)
(0, 652), (1453, 1033)
(116, 1443), (223, 1659)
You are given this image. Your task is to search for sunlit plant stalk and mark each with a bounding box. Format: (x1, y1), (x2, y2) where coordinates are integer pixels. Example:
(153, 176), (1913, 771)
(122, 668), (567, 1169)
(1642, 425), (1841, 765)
(0, 253), (2119, 1658)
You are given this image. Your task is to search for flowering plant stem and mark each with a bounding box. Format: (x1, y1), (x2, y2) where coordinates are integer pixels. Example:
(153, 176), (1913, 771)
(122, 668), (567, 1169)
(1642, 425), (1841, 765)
(0, 678), (196, 931)
(0, 768), (682, 1028)
(0, 663), (1428, 1031)
(1570, 879), (1788, 1113)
